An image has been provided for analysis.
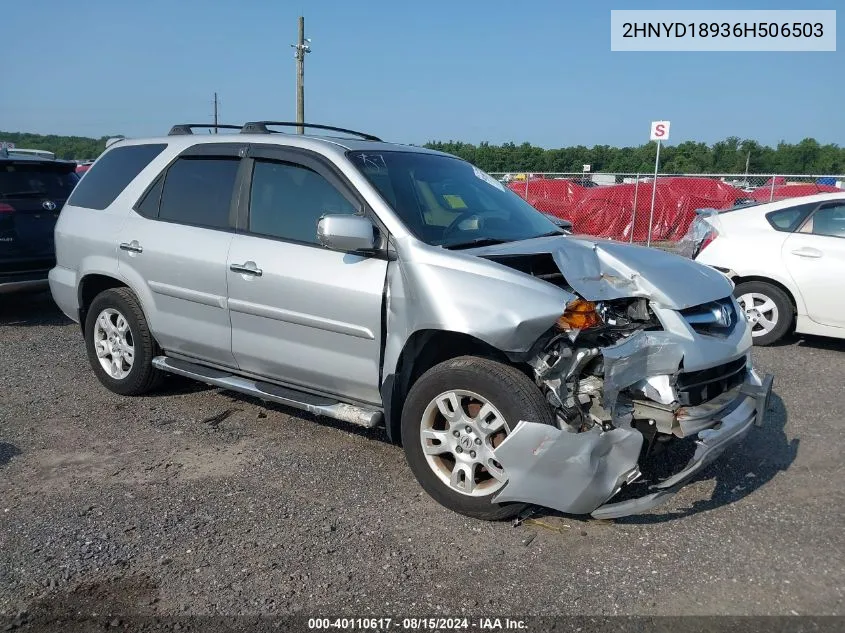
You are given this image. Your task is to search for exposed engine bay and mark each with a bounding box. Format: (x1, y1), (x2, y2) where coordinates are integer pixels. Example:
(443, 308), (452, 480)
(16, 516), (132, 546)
(487, 249), (744, 443)
(527, 297), (662, 434)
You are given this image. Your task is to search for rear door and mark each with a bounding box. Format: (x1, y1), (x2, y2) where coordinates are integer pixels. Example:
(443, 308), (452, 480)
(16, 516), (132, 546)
(226, 147), (388, 404)
(117, 144), (245, 367)
(783, 201), (845, 328)
(0, 159), (79, 274)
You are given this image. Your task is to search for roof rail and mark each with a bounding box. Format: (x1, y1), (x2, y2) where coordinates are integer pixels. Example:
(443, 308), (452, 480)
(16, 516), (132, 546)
(240, 121), (381, 142)
(168, 124), (242, 136)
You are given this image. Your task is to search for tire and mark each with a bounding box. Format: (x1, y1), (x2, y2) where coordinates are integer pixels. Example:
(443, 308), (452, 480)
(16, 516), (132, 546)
(734, 280), (794, 346)
(401, 355), (554, 521)
(84, 287), (163, 395)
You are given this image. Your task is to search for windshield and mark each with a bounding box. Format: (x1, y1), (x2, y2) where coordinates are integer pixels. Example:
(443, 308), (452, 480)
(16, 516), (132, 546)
(0, 162), (80, 200)
(348, 151), (561, 248)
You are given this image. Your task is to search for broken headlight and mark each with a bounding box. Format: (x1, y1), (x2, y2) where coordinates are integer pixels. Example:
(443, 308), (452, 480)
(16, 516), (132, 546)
(556, 299), (603, 331)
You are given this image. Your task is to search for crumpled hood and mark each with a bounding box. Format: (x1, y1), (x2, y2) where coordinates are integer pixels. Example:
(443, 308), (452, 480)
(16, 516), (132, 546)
(471, 235), (733, 310)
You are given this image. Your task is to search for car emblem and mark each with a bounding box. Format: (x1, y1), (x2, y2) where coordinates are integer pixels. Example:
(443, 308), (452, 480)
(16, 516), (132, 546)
(459, 435), (474, 450)
(718, 304), (733, 328)
(42, 200), (57, 211)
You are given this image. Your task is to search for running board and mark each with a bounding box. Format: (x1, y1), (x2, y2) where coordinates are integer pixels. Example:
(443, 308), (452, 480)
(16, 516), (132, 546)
(152, 356), (383, 428)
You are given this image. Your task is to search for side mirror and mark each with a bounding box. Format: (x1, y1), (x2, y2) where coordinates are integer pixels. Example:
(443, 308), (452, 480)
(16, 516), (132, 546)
(316, 214), (378, 253)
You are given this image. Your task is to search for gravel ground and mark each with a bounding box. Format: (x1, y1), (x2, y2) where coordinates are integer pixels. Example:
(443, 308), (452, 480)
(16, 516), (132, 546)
(1, 292), (844, 629)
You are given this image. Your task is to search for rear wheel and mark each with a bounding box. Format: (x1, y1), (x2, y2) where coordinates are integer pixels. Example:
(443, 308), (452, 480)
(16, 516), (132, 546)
(734, 280), (793, 346)
(401, 356), (554, 520)
(84, 287), (163, 395)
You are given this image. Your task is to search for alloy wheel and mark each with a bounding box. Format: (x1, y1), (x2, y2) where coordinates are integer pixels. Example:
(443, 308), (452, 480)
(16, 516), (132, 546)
(92, 308), (135, 379)
(737, 292), (779, 337)
(419, 389), (510, 497)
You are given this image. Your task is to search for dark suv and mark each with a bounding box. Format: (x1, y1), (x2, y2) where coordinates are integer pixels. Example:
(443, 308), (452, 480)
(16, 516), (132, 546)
(0, 150), (79, 294)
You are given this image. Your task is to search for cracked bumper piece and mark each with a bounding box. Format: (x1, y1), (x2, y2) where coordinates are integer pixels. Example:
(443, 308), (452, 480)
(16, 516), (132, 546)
(591, 370), (773, 519)
(491, 369), (773, 519)
(491, 423), (644, 515)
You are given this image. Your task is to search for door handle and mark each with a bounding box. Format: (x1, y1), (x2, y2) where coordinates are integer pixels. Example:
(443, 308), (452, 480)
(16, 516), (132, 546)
(790, 247), (823, 258)
(119, 240), (143, 254)
(230, 261), (263, 277)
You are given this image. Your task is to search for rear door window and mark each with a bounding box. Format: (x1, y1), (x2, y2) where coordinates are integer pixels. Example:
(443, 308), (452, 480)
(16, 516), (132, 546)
(800, 203), (845, 238)
(158, 157), (240, 230)
(68, 144), (166, 210)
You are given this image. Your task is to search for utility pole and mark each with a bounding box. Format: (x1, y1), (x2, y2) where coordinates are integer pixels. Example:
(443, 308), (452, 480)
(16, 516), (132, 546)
(213, 92), (219, 133)
(291, 16), (311, 134)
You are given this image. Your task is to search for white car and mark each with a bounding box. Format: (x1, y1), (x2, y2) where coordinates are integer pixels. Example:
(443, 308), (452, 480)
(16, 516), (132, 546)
(694, 192), (845, 345)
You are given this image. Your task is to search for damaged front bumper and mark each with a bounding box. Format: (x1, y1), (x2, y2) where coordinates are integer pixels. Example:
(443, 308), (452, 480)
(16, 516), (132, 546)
(592, 370), (772, 519)
(492, 369), (773, 519)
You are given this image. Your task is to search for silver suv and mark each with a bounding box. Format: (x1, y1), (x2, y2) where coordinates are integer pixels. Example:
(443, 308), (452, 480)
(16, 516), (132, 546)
(50, 122), (773, 520)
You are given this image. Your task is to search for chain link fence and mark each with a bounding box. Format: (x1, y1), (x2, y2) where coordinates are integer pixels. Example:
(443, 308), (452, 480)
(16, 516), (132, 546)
(490, 172), (845, 244)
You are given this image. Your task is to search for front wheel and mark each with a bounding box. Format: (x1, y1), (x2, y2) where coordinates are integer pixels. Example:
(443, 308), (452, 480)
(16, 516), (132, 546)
(734, 281), (794, 346)
(401, 356), (555, 520)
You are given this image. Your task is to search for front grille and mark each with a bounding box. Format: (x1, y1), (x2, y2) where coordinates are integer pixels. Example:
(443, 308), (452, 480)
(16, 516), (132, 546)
(680, 297), (739, 337)
(676, 356), (747, 406)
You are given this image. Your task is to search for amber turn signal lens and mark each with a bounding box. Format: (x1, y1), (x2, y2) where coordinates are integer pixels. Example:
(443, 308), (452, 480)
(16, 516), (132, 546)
(556, 299), (602, 331)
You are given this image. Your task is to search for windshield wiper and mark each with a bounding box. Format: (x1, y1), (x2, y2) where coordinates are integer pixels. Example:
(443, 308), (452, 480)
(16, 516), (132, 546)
(443, 237), (512, 250)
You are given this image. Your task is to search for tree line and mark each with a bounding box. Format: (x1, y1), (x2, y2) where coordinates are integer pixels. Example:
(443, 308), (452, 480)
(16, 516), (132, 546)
(0, 131), (115, 161)
(425, 137), (845, 175)
(3, 130), (844, 175)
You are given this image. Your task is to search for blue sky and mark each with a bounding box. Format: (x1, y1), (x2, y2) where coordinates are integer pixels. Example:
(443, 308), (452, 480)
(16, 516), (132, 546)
(1, 0), (842, 147)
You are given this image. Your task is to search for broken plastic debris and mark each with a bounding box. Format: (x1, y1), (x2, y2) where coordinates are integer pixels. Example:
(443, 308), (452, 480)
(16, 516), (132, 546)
(523, 518), (571, 533)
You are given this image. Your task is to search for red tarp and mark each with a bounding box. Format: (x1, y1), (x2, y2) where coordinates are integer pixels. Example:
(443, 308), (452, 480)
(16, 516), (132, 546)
(510, 177), (749, 241)
(763, 176), (786, 186)
(507, 178), (585, 212)
(749, 183), (840, 202)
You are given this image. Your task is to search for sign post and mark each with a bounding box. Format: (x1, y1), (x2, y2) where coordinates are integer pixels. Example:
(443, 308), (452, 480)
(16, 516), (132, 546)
(582, 164), (591, 186)
(647, 121), (670, 247)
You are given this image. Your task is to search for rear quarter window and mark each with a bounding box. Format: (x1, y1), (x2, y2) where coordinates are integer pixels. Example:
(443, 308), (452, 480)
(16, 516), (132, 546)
(68, 144), (167, 210)
(765, 202), (818, 232)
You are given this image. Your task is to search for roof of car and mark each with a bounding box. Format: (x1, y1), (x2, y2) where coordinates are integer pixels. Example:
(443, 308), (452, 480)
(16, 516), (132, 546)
(745, 191), (845, 209)
(718, 191), (845, 223)
(108, 132), (453, 158)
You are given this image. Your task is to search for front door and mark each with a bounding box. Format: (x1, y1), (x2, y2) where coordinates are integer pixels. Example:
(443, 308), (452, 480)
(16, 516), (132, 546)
(783, 201), (845, 329)
(226, 149), (387, 404)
